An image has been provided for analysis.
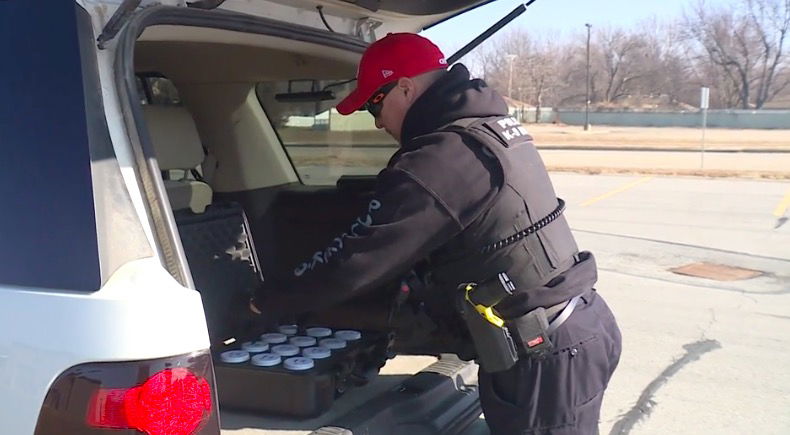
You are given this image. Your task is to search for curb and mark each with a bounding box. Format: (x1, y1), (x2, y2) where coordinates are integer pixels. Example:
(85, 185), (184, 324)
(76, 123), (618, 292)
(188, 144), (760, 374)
(546, 166), (790, 180)
(284, 143), (790, 153)
(537, 146), (790, 153)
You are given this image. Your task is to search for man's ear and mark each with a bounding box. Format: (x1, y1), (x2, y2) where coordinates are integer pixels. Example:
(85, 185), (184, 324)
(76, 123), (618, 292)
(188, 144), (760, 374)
(397, 77), (418, 102)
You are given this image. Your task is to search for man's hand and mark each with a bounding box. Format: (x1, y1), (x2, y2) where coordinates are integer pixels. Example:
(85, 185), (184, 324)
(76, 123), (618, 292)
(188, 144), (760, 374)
(249, 297), (262, 315)
(219, 289), (273, 345)
(248, 282), (297, 328)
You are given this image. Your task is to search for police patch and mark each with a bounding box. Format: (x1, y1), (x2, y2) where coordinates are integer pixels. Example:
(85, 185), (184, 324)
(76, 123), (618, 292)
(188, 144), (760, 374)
(483, 116), (531, 147)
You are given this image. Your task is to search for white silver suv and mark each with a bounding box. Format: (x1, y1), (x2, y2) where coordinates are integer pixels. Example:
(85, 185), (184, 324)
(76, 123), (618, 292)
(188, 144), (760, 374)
(0, 1), (491, 434)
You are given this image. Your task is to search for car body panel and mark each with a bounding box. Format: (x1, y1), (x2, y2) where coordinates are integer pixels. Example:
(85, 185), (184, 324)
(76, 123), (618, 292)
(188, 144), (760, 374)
(0, 258), (210, 434)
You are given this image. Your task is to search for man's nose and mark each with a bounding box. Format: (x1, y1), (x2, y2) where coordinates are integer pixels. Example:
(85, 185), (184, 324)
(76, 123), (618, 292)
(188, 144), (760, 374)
(374, 117), (383, 129)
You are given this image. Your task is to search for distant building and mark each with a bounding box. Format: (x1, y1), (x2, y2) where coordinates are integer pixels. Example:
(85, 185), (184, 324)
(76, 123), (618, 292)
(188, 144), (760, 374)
(502, 96), (556, 123)
(502, 96), (531, 120)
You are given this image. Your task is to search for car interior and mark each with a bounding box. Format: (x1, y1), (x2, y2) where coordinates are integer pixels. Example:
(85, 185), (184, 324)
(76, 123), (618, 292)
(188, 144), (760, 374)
(133, 24), (468, 371)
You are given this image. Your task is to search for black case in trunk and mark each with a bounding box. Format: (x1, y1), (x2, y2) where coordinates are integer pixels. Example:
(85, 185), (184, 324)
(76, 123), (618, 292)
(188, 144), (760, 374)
(175, 202), (389, 418)
(213, 330), (387, 418)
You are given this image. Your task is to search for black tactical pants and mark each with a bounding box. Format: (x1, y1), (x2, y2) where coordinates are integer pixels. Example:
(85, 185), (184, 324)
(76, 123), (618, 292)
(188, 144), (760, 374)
(479, 290), (622, 434)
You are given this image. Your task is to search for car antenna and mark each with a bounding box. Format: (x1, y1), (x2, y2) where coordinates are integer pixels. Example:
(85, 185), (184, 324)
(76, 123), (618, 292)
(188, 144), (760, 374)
(447, 0), (538, 65)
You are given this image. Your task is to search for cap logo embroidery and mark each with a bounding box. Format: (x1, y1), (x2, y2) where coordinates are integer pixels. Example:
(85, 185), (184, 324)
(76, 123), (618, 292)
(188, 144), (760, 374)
(439, 58), (447, 64)
(382, 69), (394, 78)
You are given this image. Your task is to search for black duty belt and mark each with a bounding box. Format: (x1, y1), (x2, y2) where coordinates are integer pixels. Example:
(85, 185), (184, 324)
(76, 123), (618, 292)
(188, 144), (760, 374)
(477, 198), (565, 255)
(544, 294), (583, 335)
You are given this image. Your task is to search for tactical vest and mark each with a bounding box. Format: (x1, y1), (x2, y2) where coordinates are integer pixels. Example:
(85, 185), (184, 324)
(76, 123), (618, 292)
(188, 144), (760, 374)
(426, 116), (591, 313)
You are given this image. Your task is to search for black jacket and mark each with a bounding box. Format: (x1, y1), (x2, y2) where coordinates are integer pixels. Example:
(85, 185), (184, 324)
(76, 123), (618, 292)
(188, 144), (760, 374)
(257, 64), (594, 316)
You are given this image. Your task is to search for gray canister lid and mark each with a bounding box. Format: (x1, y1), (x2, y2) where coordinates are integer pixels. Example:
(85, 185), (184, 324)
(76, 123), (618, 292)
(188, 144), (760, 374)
(305, 327), (333, 338)
(284, 357), (315, 371)
(271, 344), (300, 357)
(220, 350), (250, 364)
(334, 330), (362, 341)
(260, 333), (288, 344)
(278, 324), (299, 335)
(241, 341), (270, 353)
(302, 346), (331, 359)
(251, 353), (282, 367)
(319, 338), (347, 349)
(290, 336), (318, 347)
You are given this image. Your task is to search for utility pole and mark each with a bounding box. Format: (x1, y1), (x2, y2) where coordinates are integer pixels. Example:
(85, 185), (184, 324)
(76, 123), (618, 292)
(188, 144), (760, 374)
(584, 23), (592, 131)
(506, 54), (517, 100)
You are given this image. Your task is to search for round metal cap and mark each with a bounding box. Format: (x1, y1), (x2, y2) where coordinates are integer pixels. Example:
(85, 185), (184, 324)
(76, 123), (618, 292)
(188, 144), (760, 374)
(306, 327), (333, 338)
(260, 333), (288, 344)
(250, 353), (282, 367)
(241, 341), (270, 353)
(319, 338), (347, 350)
(278, 324), (299, 335)
(220, 350), (250, 364)
(290, 336), (317, 347)
(334, 330), (362, 341)
(271, 344), (300, 357)
(284, 357), (315, 371)
(302, 346), (331, 359)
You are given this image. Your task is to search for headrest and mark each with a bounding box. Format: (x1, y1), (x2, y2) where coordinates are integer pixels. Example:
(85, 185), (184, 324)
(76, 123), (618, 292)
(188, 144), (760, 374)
(142, 105), (204, 171)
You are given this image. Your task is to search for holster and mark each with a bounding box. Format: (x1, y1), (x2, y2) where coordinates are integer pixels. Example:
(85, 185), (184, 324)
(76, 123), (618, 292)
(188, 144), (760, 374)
(456, 272), (561, 373)
(456, 273), (519, 373)
(455, 290), (518, 373)
(505, 307), (555, 360)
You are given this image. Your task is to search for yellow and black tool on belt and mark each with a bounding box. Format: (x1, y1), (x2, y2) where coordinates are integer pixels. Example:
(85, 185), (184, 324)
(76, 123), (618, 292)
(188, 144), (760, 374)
(463, 272), (517, 327)
(457, 272), (519, 373)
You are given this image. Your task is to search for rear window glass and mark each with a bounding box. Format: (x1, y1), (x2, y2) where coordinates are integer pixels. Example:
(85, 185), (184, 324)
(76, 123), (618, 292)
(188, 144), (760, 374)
(257, 80), (397, 185)
(0, 2), (100, 291)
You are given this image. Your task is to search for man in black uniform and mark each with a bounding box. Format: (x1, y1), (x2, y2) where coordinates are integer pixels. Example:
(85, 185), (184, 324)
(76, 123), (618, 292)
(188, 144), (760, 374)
(253, 33), (621, 434)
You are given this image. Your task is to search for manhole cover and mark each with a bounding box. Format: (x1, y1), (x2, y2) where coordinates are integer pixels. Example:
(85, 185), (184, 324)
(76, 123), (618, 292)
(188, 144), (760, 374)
(670, 262), (763, 281)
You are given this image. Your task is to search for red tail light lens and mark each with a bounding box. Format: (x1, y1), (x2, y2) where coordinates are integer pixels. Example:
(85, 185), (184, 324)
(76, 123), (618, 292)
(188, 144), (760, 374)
(35, 351), (219, 435)
(87, 368), (212, 434)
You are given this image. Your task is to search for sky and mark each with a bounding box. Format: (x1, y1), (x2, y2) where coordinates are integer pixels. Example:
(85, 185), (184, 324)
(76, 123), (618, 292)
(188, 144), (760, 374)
(421, 0), (733, 55)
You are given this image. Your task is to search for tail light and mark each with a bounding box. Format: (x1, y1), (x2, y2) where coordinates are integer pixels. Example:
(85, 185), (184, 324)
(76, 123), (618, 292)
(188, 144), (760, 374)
(35, 350), (219, 435)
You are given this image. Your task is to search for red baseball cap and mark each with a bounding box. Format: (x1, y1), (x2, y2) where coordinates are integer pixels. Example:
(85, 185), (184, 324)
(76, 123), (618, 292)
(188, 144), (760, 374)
(336, 33), (448, 115)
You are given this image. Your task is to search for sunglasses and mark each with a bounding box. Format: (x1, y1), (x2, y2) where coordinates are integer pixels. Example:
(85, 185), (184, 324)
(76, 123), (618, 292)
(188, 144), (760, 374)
(363, 82), (397, 118)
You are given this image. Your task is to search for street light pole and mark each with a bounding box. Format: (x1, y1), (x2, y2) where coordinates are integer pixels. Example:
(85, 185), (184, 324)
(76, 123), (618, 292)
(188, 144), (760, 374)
(584, 23), (592, 131)
(506, 54), (517, 100)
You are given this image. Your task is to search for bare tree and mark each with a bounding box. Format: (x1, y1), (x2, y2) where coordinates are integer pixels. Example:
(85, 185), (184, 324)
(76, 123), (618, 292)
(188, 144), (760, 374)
(468, 30), (550, 119)
(464, 3), (790, 112)
(554, 33), (591, 107)
(467, 31), (526, 98)
(468, 39), (503, 82)
(685, 0), (789, 109)
(636, 18), (698, 106)
(749, 0), (790, 107)
(498, 33), (563, 121)
(523, 39), (560, 122)
(594, 27), (651, 103)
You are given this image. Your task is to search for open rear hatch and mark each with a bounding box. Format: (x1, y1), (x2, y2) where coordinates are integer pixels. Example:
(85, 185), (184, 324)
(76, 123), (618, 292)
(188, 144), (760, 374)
(206, 0), (496, 36)
(109, 1), (530, 431)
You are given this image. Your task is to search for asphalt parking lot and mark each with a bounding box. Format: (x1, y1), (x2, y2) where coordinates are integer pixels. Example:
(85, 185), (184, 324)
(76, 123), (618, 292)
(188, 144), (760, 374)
(428, 172), (789, 435)
(222, 172), (790, 435)
(552, 173), (790, 435)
